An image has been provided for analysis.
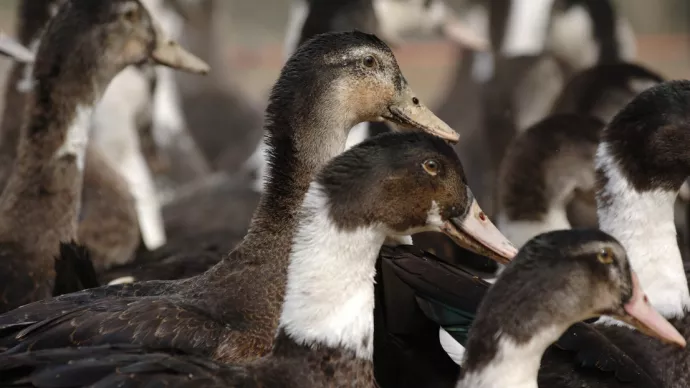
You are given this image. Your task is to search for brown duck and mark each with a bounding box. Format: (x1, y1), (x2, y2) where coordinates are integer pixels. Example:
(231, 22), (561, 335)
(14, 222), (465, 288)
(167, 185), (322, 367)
(0, 0), (208, 313)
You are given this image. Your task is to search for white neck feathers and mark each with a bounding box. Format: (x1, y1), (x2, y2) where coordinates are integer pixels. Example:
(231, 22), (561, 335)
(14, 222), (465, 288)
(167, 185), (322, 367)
(278, 182), (385, 360)
(596, 143), (690, 317)
(458, 325), (563, 388)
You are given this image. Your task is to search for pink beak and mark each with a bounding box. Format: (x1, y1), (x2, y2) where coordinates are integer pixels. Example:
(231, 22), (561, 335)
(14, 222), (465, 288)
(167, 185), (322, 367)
(441, 199), (518, 264)
(617, 272), (686, 347)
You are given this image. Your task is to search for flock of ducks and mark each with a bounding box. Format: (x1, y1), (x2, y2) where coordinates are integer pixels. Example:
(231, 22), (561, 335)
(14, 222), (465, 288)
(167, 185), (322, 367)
(0, 0), (685, 387)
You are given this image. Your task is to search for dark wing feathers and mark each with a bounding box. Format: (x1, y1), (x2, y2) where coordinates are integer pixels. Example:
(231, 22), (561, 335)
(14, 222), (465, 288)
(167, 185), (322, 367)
(0, 296), (231, 358)
(381, 244), (659, 386)
(0, 345), (247, 388)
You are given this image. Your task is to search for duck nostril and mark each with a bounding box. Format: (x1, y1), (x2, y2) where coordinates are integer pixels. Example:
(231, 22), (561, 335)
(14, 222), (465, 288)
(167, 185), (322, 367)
(412, 97), (419, 105)
(478, 211), (487, 221)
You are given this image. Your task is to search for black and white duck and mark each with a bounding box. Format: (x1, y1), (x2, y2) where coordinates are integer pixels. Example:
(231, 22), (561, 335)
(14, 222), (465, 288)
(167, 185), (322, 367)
(0, 31), (515, 366)
(0, 0), (208, 313)
(458, 229), (685, 388)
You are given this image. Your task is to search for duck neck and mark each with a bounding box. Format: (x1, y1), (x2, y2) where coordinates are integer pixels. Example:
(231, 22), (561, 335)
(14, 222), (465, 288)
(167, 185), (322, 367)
(238, 84), (353, 262)
(275, 182), (385, 361)
(458, 324), (563, 388)
(596, 143), (690, 317)
(0, 55), (107, 246)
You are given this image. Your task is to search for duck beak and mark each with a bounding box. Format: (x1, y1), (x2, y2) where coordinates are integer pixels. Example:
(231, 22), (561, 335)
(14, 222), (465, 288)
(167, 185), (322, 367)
(614, 272), (686, 347)
(0, 33), (34, 63)
(382, 84), (459, 143)
(441, 199), (517, 264)
(442, 14), (489, 51)
(151, 20), (210, 74)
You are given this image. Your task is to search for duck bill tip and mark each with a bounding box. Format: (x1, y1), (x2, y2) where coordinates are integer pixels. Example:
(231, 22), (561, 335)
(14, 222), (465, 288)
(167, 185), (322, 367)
(151, 20), (210, 74)
(618, 272), (686, 347)
(441, 199), (517, 264)
(385, 105), (460, 143)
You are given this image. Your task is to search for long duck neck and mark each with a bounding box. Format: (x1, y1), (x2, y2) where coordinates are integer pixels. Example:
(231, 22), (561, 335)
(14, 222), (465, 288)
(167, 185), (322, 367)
(0, 41), (112, 247)
(596, 143), (690, 317)
(275, 182), (383, 370)
(235, 83), (353, 263)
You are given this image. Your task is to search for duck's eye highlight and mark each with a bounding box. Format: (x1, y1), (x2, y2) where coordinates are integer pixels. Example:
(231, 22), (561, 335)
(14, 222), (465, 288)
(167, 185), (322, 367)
(597, 247), (614, 264)
(363, 55), (376, 68)
(422, 160), (439, 176)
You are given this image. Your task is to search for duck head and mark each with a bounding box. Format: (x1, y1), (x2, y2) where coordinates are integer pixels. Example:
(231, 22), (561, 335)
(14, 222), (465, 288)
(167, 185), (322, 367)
(40, 0), (209, 82)
(276, 30), (459, 142)
(319, 131), (517, 264)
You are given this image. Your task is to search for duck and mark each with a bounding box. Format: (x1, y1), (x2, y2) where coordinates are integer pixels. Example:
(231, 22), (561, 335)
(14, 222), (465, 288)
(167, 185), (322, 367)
(0, 0), (166, 271)
(457, 229), (685, 388)
(496, 114), (604, 248)
(0, 31), (516, 363)
(0, 0), (209, 313)
(0, 131), (516, 388)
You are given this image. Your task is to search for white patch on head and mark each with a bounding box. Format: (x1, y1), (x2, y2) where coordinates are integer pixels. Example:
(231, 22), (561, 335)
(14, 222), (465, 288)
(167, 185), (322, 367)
(16, 38), (41, 93)
(501, 0), (556, 56)
(546, 5), (598, 70)
(279, 182), (387, 360)
(283, 0), (309, 60)
(439, 327), (465, 366)
(426, 200), (444, 228)
(54, 106), (92, 171)
(457, 326), (562, 388)
(345, 122), (371, 150)
(497, 209), (570, 249)
(596, 142), (690, 317)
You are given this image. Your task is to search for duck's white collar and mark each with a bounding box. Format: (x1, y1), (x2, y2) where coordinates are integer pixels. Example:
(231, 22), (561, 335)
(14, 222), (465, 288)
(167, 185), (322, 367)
(278, 182), (385, 360)
(596, 142), (690, 318)
(457, 325), (563, 388)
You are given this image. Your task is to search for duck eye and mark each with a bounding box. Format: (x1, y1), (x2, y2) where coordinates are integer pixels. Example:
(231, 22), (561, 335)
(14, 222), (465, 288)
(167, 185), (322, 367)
(362, 55), (377, 68)
(422, 159), (439, 176)
(597, 247), (614, 264)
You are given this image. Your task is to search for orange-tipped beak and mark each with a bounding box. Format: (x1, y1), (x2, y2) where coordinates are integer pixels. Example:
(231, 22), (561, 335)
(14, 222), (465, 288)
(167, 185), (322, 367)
(441, 199), (518, 264)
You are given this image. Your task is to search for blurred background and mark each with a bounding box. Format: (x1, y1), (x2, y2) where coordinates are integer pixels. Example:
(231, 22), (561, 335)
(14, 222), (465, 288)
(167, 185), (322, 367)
(0, 0), (686, 106)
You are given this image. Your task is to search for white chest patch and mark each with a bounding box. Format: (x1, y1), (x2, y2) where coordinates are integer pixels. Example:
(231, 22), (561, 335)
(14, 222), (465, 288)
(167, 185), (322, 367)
(279, 183), (385, 360)
(457, 326), (561, 388)
(596, 143), (690, 317)
(54, 106), (93, 172)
